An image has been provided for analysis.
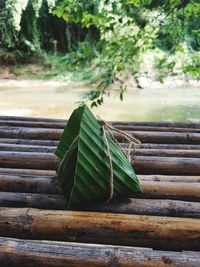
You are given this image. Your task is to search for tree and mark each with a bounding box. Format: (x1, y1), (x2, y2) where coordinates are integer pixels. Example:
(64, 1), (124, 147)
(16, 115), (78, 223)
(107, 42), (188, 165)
(54, 0), (200, 105)
(0, 0), (58, 59)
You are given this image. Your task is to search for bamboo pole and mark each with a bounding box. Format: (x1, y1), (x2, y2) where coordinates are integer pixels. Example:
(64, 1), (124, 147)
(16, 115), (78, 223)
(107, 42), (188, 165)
(138, 143), (200, 150)
(0, 208), (200, 250)
(0, 175), (60, 194)
(2, 119), (200, 133)
(0, 138), (59, 146)
(86, 197), (200, 218)
(114, 131), (200, 144)
(141, 181), (200, 201)
(1, 144), (200, 158)
(0, 115), (64, 123)
(1, 126), (200, 144)
(0, 192), (199, 218)
(1, 173), (200, 190)
(1, 237), (200, 267)
(1, 115), (200, 128)
(0, 120), (65, 129)
(1, 138), (200, 150)
(0, 151), (57, 170)
(113, 125), (200, 133)
(139, 175), (200, 183)
(0, 127), (62, 140)
(1, 151), (200, 175)
(112, 121), (200, 129)
(133, 149), (200, 158)
(0, 168), (56, 176)
(0, 143), (56, 153)
(0, 174), (200, 201)
(132, 156), (200, 175)
(0, 192), (65, 209)
(0, 172), (199, 194)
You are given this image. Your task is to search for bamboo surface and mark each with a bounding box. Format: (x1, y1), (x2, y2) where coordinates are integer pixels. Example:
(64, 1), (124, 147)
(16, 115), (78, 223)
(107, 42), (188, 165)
(1, 143), (200, 158)
(1, 172), (200, 184)
(0, 167), (55, 176)
(1, 237), (200, 267)
(0, 114), (200, 128)
(0, 174), (200, 201)
(0, 192), (200, 218)
(0, 207), (200, 250)
(0, 115), (200, 265)
(1, 151), (200, 175)
(0, 138), (59, 146)
(1, 126), (200, 144)
(1, 118), (200, 133)
(2, 137), (200, 151)
(2, 139), (200, 151)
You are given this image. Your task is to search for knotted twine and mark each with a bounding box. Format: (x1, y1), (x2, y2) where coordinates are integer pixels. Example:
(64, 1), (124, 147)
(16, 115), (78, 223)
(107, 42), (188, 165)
(99, 120), (141, 202)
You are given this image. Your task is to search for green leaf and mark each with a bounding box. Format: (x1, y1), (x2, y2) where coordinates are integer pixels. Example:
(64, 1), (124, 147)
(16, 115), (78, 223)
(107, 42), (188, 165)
(55, 104), (141, 208)
(55, 105), (84, 159)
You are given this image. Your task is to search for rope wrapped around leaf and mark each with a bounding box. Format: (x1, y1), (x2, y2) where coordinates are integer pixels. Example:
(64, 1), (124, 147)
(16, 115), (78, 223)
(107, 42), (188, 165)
(100, 119), (141, 202)
(55, 104), (142, 209)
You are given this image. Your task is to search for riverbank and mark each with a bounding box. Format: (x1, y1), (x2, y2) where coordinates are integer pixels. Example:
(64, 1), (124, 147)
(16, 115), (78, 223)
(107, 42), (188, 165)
(0, 79), (87, 89)
(1, 60), (200, 90)
(0, 77), (199, 92)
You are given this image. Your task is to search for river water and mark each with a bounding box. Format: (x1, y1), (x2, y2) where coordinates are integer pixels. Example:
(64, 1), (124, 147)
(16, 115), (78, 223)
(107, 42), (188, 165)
(0, 81), (200, 121)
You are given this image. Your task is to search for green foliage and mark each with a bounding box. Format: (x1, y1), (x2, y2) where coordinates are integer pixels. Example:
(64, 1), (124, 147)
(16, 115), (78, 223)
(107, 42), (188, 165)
(183, 52), (200, 80)
(154, 55), (176, 82)
(54, 0), (200, 105)
(0, 1), (17, 50)
(0, 0), (60, 60)
(62, 41), (98, 68)
(1, 0), (200, 103)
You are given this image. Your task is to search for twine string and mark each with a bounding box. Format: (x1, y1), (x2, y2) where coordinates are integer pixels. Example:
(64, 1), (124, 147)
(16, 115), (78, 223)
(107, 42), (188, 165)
(99, 120), (141, 202)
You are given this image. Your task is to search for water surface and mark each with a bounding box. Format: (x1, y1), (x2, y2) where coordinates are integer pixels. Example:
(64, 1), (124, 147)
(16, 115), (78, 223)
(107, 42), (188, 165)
(0, 82), (199, 121)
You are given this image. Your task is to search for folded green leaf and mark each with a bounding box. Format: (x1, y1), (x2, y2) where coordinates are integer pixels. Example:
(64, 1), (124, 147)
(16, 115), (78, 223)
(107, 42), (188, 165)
(55, 104), (141, 208)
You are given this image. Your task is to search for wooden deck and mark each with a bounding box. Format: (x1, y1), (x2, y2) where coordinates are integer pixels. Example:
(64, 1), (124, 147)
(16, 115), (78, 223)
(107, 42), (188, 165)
(0, 115), (200, 266)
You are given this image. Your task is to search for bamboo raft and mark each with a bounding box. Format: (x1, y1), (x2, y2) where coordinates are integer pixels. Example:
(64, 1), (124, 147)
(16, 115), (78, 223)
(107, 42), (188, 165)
(0, 115), (200, 266)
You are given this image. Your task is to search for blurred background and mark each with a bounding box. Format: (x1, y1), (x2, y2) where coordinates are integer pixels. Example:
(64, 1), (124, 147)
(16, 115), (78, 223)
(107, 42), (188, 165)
(0, 0), (200, 121)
